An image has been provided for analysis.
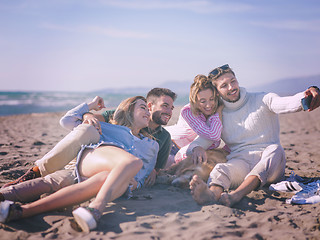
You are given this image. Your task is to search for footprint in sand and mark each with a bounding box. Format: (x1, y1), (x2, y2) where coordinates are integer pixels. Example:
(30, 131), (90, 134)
(33, 141), (45, 146)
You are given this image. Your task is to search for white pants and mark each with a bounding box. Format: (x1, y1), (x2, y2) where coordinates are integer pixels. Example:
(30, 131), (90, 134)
(1, 124), (100, 203)
(1, 169), (76, 203)
(207, 144), (286, 190)
(36, 124), (100, 176)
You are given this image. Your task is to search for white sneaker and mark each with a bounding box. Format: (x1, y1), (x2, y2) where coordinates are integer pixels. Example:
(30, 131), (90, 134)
(72, 207), (100, 232)
(269, 171), (315, 193)
(0, 200), (13, 223)
(269, 181), (303, 193)
(289, 180), (320, 204)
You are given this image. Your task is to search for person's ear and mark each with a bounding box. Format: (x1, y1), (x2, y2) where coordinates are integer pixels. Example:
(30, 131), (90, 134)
(147, 102), (153, 111)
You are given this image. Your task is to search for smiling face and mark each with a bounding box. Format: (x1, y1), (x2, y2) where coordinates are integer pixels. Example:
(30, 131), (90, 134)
(196, 88), (216, 118)
(215, 72), (240, 103)
(148, 95), (174, 128)
(132, 99), (151, 130)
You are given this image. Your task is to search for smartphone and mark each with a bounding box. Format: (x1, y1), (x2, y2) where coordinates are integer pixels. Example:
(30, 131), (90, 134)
(301, 95), (313, 111)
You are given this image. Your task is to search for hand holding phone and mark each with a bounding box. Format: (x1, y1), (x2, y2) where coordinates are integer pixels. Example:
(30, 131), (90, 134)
(301, 95), (313, 111)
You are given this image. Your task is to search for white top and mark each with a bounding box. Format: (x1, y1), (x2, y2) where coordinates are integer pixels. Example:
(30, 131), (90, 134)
(187, 87), (304, 154)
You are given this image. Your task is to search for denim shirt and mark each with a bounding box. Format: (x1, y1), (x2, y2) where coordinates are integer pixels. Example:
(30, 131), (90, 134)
(60, 103), (159, 188)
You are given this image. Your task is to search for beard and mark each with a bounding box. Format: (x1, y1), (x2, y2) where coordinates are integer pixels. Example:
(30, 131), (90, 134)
(222, 89), (240, 103)
(152, 111), (169, 126)
(227, 96), (240, 103)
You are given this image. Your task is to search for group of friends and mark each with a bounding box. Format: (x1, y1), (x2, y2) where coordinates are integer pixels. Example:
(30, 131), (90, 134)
(0, 64), (319, 232)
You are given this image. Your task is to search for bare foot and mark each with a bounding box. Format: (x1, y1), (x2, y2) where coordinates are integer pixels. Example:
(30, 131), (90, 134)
(189, 175), (217, 205)
(219, 192), (241, 207)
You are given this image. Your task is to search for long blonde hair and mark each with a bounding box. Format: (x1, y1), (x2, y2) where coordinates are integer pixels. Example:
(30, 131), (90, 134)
(110, 96), (151, 137)
(189, 74), (219, 116)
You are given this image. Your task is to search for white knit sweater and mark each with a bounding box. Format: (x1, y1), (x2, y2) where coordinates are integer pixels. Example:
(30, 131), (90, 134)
(188, 87), (305, 154)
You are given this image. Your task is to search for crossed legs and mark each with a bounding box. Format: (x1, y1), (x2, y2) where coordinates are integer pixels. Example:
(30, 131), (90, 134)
(190, 174), (260, 207)
(190, 144), (285, 207)
(20, 146), (142, 218)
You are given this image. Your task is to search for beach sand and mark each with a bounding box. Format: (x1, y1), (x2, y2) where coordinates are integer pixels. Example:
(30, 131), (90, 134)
(0, 108), (320, 239)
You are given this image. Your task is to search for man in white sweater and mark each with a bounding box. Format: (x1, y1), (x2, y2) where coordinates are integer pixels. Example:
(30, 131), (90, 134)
(189, 64), (320, 206)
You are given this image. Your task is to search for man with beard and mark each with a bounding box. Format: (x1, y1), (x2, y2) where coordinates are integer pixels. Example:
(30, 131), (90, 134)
(2, 88), (176, 197)
(93, 88), (176, 186)
(188, 64), (320, 207)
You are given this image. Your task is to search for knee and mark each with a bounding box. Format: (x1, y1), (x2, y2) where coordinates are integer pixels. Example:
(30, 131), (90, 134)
(265, 144), (285, 157)
(81, 124), (99, 136)
(263, 144), (286, 165)
(75, 124), (100, 142)
(210, 163), (235, 180)
(213, 163), (226, 174)
(209, 163), (224, 179)
(132, 157), (143, 171)
(95, 171), (110, 184)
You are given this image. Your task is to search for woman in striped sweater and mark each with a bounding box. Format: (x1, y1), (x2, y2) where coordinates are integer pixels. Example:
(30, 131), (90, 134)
(165, 74), (225, 165)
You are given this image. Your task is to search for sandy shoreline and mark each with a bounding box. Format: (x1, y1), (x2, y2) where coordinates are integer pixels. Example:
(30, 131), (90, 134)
(0, 108), (320, 239)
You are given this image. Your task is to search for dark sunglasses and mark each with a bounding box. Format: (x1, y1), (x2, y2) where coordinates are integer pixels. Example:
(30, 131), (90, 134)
(208, 64), (230, 77)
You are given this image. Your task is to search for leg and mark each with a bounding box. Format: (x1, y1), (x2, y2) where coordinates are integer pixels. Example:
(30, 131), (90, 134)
(3, 146), (141, 222)
(219, 175), (260, 207)
(21, 171), (109, 218)
(1, 170), (75, 203)
(78, 146), (143, 213)
(190, 158), (250, 205)
(72, 146), (143, 232)
(220, 144), (285, 207)
(249, 144), (286, 186)
(2, 124), (100, 189)
(189, 175), (223, 205)
(36, 124), (100, 176)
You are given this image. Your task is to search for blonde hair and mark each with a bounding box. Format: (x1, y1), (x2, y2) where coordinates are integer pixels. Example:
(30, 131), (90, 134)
(189, 74), (219, 116)
(110, 96), (151, 137)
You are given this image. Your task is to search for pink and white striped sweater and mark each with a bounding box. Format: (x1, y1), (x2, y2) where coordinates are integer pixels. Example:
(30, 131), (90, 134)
(165, 103), (222, 162)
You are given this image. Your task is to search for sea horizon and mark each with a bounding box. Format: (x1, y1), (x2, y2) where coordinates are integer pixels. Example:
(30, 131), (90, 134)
(0, 91), (189, 116)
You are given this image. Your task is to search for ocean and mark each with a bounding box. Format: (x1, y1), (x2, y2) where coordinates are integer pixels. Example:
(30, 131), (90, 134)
(0, 91), (189, 116)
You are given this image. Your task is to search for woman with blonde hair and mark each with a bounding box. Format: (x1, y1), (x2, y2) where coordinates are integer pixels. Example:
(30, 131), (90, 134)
(0, 96), (159, 232)
(165, 74), (225, 165)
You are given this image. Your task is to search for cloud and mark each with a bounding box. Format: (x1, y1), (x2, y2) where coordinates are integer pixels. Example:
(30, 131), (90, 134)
(40, 23), (152, 39)
(250, 19), (320, 32)
(99, 0), (254, 13)
(85, 25), (152, 39)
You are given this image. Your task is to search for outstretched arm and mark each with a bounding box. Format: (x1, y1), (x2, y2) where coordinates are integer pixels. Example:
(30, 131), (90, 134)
(305, 86), (320, 111)
(264, 86), (320, 114)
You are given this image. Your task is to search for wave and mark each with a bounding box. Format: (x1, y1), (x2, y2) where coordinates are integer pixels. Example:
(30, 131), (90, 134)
(0, 91), (131, 116)
(0, 91), (189, 116)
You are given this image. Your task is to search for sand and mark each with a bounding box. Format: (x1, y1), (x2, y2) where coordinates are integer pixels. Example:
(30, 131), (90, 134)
(0, 108), (320, 240)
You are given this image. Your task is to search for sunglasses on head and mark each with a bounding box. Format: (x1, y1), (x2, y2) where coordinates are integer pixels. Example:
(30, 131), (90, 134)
(209, 64), (230, 77)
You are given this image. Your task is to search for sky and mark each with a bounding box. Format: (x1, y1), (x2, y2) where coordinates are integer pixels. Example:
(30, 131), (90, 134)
(0, 0), (320, 92)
